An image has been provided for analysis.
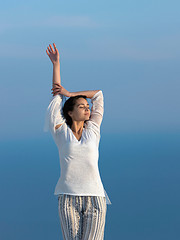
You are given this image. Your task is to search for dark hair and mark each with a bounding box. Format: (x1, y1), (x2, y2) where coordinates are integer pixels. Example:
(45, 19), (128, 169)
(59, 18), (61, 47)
(62, 95), (88, 128)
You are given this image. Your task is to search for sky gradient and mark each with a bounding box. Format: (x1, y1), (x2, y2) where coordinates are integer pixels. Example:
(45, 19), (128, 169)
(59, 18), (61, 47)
(0, 0), (180, 140)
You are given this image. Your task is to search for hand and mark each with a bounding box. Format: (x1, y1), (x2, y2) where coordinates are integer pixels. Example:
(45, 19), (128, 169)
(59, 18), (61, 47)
(51, 83), (71, 97)
(46, 43), (60, 65)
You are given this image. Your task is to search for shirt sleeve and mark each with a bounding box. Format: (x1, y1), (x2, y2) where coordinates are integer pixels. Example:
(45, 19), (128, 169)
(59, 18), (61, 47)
(86, 90), (104, 132)
(43, 94), (66, 135)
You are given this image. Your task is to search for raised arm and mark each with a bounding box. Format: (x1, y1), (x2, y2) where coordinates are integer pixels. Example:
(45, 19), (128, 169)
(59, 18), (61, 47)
(46, 43), (71, 97)
(46, 43), (61, 89)
(44, 43), (70, 134)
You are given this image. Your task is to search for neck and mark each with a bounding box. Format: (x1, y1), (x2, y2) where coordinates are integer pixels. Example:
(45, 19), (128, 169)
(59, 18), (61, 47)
(71, 121), (84, 134)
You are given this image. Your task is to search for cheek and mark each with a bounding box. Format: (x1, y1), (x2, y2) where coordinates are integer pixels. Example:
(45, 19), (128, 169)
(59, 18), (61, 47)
(76, 109), (83, 116)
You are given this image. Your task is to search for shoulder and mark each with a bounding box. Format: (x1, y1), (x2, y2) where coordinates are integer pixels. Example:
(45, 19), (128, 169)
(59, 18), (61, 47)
(91, 90), (103, 100)
(55, 121), (67, 132)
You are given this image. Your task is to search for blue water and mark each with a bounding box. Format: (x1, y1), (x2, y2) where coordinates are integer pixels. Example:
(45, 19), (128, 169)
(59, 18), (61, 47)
(0, 132), (180, 240)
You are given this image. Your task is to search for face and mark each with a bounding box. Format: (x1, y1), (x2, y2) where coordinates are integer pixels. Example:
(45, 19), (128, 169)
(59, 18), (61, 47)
(68, 98), (91, 122)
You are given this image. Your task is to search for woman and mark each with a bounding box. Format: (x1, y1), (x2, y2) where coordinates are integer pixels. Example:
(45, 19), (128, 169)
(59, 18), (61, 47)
(43, 43), (112, 240)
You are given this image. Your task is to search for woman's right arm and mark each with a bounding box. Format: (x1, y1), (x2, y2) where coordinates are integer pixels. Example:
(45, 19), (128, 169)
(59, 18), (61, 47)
(46, 43), (71, 97)
(44, 43), (68, 134)
(46, 43), (61, 88)
(52, 63), (61, 89)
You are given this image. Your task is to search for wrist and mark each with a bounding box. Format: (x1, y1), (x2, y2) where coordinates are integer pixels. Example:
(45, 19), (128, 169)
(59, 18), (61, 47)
(53, 62), (60, 68)
(69, 92), (73, 97)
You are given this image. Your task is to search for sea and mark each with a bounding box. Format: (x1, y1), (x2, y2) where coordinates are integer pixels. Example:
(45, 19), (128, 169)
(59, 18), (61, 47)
(0, 132), (179, 240)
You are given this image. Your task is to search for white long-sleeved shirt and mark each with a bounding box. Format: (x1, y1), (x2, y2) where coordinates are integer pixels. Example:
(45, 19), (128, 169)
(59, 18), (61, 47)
(43, 90), (112, 205)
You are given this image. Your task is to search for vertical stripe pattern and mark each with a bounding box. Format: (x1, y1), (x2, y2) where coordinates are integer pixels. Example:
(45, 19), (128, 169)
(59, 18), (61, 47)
(58, 194), (107, 240)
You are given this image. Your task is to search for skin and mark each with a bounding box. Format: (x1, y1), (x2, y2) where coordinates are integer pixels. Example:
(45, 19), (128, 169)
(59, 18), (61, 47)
(46, 43), (99, 139)
(68, 97), (91, 135)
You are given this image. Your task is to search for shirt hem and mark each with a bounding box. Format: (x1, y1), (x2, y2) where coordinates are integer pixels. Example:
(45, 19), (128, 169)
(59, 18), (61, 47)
(54, 191), (112, 205)
(54, 192), (105, 197)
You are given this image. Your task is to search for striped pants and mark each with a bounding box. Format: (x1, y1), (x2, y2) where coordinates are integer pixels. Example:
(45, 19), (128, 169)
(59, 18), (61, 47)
(58, 194), (107, 240)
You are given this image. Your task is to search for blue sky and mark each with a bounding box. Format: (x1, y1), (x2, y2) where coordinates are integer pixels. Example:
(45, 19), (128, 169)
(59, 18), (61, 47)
(0, 0), (180, 140)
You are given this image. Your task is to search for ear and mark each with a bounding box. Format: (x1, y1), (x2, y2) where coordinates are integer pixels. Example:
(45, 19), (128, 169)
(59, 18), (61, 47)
(68, 111), (72, 117)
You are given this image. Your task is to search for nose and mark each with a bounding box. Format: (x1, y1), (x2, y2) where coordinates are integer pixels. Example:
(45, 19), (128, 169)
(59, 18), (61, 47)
(84, 106), (89, 111)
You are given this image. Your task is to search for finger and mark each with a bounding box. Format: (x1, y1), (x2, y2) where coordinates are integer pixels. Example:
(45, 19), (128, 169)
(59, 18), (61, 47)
(53, 43), (57, 51)
(51, 88), (61, 92)
(51, 86), (61, 90)
(46, 49), (50, 56)
(53, 83), (61, 86)
(51, 87), (60, 91)
(47, 46), (51, 54)
(51, 87), (61, 91)
(49, 44), (54, 52)
(51, 90), (61, 95)
(53, 86), (61, 90)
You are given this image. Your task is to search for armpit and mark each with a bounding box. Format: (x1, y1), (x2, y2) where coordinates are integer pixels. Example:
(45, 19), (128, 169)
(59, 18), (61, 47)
(55, 123), (63, 130)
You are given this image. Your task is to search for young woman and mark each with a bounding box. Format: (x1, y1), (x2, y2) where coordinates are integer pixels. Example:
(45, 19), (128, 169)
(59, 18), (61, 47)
(43, 43), (112, 240)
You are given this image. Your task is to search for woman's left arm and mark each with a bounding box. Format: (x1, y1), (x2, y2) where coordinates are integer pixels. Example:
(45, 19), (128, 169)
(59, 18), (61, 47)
(88, 90), (104, 127)
(70, 90), (100, 98)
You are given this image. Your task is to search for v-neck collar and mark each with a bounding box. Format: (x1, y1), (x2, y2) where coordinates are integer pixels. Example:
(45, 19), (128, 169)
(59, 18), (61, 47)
(68, 126), (85, 142)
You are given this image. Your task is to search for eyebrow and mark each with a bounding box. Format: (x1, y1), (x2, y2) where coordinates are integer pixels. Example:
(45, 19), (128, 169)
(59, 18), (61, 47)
(77, 103), (90, 106)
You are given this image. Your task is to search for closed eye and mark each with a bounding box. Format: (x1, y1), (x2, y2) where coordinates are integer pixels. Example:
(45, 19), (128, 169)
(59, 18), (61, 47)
(80, 107), (90, 109)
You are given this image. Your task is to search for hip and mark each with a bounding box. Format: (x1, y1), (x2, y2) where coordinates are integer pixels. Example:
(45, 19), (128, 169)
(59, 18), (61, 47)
(58, 194), (107, 214)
